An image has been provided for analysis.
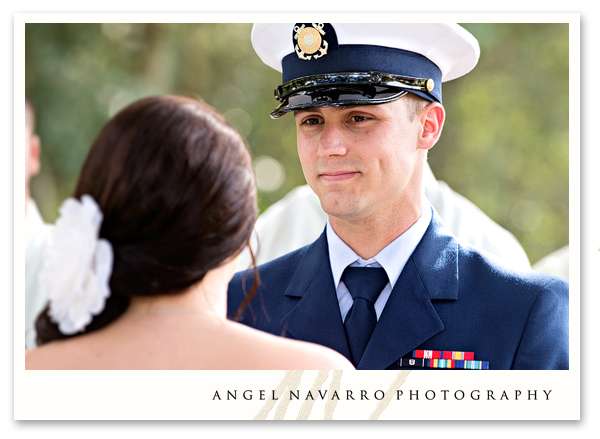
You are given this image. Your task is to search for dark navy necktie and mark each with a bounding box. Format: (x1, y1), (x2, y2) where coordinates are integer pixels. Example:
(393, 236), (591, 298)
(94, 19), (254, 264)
(342, 266), (389, 367)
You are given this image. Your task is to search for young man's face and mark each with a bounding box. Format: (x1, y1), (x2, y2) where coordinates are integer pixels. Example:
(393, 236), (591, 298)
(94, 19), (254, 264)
(294, 97), (426, 225)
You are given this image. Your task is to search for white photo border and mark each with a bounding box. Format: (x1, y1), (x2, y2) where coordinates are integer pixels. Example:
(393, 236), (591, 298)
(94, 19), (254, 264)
(14, 12), (580, 422)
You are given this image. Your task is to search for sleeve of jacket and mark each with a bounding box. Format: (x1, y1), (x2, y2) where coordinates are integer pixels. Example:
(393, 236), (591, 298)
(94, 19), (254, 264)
(512, 277), (569, 370)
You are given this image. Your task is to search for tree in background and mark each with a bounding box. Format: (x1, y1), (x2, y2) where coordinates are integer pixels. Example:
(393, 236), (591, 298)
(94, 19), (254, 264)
(25, 22), (569, 264)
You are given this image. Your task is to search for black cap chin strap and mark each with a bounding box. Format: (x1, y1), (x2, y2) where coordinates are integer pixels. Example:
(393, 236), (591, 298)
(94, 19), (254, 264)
(275, 71), (434, 102)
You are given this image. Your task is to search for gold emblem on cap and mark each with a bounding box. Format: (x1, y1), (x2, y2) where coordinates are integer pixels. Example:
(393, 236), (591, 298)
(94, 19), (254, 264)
(294, 23), (328, 61)
(298, 26), (321, 54)
(426, 79), (434, 92)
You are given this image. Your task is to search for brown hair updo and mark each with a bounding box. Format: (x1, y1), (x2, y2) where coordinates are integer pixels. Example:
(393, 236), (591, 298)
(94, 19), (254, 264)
(35, 95), (258, 344)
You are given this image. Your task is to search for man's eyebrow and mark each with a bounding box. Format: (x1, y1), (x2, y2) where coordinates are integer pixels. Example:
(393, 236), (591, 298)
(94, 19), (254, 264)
(293, 109), (315, 116)
(294, 105), (378, 116)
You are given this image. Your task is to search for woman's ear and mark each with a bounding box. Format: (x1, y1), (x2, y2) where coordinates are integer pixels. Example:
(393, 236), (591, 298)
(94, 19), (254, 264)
(417, 102), (445, 151)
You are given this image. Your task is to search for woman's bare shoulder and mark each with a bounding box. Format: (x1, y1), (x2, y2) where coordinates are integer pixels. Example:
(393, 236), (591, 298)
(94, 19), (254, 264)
(25, 338), (91, 370)
(223, 321), (355, 370)
(25, 348), (44, 369)
(25, 319), (355, 370)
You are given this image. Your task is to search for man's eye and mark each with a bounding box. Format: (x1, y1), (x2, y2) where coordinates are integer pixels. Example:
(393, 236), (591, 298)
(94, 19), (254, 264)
(303, 118), (321, 125)
(350, 115), (368, 122)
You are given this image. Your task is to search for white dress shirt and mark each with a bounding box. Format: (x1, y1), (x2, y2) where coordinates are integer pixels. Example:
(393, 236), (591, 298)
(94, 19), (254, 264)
(326, 204), (432, 322)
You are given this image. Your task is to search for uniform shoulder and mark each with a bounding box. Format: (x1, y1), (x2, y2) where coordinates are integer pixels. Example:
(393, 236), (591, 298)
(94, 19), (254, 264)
(230, 242), (313, 289)
(227, 243), (315, 321)
(459, 242), (569, 294)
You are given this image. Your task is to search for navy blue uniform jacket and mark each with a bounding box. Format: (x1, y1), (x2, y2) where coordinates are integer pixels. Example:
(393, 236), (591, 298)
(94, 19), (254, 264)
(227, 210), (569, 370)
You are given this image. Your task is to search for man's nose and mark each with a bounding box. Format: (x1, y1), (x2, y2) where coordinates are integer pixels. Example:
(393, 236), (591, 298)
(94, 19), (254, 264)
(318, 122), (348, 157)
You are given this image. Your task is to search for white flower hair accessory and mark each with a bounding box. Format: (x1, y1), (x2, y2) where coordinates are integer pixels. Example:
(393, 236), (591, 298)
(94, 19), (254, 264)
(40, 195), (113, 335)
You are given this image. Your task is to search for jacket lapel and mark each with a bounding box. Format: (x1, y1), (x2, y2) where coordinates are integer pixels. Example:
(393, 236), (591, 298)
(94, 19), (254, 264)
(358, 211), (460, 370)
(280, 230), (352, 360)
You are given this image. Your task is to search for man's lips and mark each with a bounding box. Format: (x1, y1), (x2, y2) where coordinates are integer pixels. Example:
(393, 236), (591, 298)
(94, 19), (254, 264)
(319, 171), (360, 182)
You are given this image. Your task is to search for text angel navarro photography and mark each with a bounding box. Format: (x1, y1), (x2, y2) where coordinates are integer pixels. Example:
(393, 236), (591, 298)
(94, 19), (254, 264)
(212, 388), (554, 402)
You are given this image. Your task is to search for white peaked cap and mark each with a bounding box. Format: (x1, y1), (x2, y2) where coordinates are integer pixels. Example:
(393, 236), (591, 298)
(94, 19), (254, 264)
(251, 23), (480, 82)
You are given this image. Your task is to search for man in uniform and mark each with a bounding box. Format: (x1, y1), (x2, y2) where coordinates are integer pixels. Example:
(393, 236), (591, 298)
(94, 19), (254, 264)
(228, 23), (568, 370)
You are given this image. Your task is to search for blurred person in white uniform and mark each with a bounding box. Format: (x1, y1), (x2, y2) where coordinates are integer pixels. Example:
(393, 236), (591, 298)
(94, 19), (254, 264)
(25, 97), (51, 349)
(533, 245), (569, 281)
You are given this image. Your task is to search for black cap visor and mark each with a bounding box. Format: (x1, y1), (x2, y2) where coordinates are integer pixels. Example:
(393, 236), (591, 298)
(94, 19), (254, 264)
(271, 71), (433, 119)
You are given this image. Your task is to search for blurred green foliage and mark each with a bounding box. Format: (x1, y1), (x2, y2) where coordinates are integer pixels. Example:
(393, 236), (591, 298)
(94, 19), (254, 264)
(25, 22), (569, 264)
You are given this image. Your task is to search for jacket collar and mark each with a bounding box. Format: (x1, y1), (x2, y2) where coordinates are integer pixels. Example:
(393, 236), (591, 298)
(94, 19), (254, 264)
(280, 208), (459, 369)
(281, 231), (353, 359)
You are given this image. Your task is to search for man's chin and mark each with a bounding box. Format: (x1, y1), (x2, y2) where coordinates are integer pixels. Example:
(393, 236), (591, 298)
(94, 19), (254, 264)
(322, 203), (364, 223)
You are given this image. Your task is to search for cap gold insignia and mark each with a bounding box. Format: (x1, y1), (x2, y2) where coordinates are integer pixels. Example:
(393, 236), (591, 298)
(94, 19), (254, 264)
(426, 79), (434, 92)
(294, 23), (328, 60)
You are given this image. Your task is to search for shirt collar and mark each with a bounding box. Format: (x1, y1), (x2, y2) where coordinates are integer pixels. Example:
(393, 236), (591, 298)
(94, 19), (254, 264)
(327, 203), (432, 289)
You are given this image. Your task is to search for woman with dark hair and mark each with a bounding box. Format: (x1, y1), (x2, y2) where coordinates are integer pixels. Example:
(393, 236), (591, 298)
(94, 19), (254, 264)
(25, 95), (353, 370)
